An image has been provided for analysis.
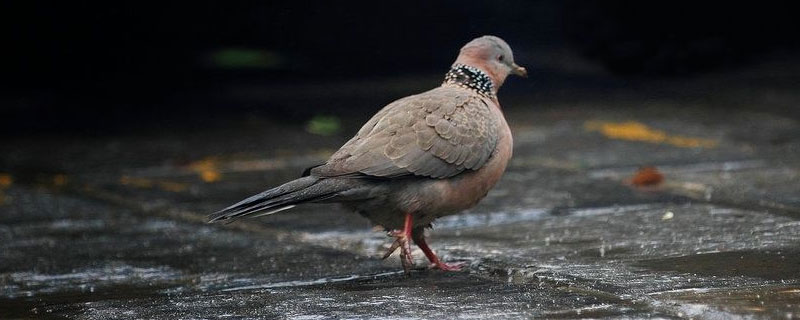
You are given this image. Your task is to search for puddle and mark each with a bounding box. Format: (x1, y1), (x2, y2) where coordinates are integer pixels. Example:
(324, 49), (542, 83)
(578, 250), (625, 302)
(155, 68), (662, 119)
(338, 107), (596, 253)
(636, 248), (800, 281)
(650, 285), (800, 319)
(542, 303), (631, 319)
(5, 264), (183, 298)
(434, 208), (549, 229)
(0, 284), (169, 320)
(221, 271), (405, 292)
(435, 204), (659, 230)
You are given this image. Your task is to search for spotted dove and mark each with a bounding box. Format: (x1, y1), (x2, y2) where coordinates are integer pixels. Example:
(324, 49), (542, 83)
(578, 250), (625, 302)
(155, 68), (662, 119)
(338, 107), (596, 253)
(209, 35), (526, 272)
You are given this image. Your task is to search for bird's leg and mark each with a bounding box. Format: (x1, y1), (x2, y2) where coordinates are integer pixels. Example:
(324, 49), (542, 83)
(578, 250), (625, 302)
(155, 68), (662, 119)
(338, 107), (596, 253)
(411, 227), (465, 271)
(382, 212), (415, 273)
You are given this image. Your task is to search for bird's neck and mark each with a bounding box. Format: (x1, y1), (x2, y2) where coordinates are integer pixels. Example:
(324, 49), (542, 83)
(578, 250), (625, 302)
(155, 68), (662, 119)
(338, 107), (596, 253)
(442, 64), (496, 98)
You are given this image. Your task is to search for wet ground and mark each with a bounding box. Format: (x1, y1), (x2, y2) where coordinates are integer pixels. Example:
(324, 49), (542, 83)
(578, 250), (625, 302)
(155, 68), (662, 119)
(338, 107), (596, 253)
(2, 54), (800, 319)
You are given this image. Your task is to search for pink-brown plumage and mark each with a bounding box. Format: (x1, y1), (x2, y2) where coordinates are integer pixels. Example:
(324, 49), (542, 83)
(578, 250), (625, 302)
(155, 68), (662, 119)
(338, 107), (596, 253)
(210, 35), (526, 273)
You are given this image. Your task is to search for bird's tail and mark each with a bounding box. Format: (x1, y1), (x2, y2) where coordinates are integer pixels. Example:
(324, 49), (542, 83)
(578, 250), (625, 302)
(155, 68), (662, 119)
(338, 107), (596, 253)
(208, 176), (345, 223)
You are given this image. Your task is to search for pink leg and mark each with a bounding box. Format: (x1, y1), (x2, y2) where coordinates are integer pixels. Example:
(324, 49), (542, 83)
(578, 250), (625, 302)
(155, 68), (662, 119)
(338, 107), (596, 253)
(412, 227), (465, 271)
(382, 212), (415, 273)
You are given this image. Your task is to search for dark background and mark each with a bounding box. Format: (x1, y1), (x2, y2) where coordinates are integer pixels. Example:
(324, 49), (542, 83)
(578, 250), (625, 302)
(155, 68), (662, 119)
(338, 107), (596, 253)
(2, 1), (797, 135)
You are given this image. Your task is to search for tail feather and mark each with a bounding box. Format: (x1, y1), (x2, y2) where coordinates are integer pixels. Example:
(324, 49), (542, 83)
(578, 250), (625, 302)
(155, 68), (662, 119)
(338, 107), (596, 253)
(249, 205), (296, 218)
(208, 176), (343, 223)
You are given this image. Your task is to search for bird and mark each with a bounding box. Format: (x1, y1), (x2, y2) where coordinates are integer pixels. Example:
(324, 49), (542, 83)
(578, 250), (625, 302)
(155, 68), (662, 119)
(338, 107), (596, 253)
(209, 35), (526, 273)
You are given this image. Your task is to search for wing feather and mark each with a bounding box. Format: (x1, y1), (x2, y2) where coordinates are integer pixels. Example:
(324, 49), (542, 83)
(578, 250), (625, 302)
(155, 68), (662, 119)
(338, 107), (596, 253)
(312, 87), (498, 179)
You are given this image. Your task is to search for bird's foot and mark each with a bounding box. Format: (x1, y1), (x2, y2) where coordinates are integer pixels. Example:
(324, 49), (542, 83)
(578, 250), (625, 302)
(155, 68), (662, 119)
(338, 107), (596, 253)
(382, 230), (414, 272)
(381, 213), (416, 273)
(412, 228), (465, 272)
(431, 261), (466, 271)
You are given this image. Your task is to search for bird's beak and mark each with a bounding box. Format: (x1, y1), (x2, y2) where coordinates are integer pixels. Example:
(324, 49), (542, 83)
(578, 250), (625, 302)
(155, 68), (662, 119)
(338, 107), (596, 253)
(511, 63), (527, 78)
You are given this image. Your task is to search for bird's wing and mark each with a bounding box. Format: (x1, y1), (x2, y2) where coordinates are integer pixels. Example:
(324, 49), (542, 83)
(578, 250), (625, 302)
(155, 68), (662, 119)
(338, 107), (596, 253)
(312, 86), (499, 179)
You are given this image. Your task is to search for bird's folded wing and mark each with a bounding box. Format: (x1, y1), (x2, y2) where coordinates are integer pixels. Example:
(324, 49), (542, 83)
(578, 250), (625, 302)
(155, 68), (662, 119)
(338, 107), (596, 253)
(312, 87), (498, 179)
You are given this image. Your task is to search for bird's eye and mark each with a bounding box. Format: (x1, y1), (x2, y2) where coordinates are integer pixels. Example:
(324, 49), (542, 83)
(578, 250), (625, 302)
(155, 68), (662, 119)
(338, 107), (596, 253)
(498, 55), (505, 61)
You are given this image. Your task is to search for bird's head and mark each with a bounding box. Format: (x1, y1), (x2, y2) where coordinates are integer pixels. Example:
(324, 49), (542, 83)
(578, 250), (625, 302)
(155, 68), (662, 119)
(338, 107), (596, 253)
(453, 35), (526, 89)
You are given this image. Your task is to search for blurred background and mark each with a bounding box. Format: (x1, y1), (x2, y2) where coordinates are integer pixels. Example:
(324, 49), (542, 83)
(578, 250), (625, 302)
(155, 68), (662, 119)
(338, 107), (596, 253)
(2, 1), (798, 135)
(3, 3), (800, 318)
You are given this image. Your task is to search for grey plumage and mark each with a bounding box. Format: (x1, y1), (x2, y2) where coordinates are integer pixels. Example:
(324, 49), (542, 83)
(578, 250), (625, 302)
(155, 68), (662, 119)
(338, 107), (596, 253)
(208, 176), (346, 222)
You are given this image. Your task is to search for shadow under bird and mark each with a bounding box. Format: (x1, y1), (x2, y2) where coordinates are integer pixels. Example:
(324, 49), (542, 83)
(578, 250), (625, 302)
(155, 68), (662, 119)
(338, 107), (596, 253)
(209, 35), (527, 273)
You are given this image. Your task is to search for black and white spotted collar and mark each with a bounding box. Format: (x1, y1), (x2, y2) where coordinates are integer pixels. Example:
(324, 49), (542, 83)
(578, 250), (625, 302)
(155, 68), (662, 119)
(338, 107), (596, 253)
(442, 64), (495, 98)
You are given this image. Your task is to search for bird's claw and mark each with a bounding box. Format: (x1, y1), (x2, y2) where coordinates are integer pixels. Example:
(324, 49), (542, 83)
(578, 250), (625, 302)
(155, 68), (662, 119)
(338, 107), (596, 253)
(430, 261), (466, 271)
(383, 230), (415, 273)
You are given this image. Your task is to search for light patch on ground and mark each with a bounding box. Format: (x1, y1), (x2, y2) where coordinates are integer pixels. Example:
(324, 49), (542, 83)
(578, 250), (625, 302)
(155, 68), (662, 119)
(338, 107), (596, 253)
(188, 158), (222, 182)
(584, 120), (717, 148)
